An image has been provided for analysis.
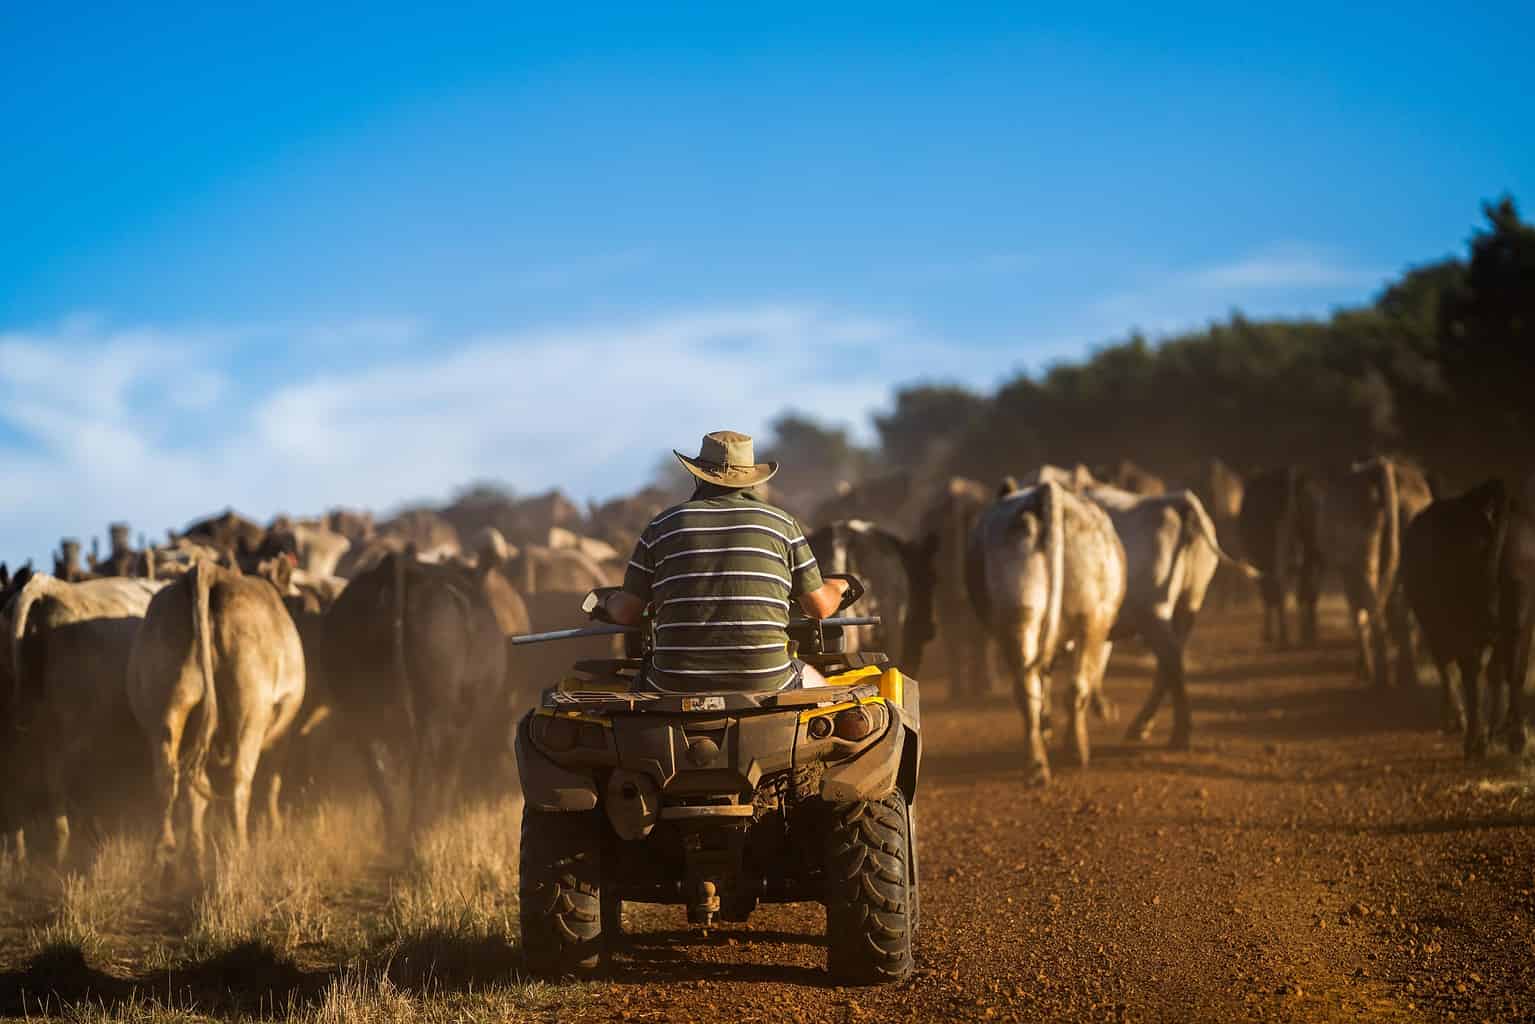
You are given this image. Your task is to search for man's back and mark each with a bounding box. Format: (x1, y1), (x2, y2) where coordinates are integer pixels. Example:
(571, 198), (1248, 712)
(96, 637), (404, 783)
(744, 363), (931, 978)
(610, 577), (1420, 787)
(623, 491), (822, 692)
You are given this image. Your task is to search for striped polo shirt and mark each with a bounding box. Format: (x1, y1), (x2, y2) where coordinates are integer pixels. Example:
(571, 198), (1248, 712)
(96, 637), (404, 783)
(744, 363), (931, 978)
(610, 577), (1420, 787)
(623, 491), (823, 692)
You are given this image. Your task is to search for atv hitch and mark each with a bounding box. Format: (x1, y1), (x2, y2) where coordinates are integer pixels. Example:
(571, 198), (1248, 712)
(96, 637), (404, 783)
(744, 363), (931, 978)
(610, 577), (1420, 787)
(671, 812), (752, 928)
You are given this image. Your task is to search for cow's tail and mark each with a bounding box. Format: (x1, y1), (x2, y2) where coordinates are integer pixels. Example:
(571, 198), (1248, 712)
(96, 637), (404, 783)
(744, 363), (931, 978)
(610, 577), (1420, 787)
(1039, 481), (1065, 670)
(1485, 479), (1512, 625)
(898, 531), (939, 674)
(182, 561), (219, 788)
(8, 575), (62, 726)
(392, 552), (418, 737)
(1377, 458), (1402, 601)
(963, 497), (993, 628)
(1182, 491), (1261, 579)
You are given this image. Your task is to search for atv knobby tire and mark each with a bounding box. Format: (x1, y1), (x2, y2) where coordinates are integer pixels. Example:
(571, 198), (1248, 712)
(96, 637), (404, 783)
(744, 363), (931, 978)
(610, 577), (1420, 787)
(824, 789), (915, 984)
(520, 808), (603, 976)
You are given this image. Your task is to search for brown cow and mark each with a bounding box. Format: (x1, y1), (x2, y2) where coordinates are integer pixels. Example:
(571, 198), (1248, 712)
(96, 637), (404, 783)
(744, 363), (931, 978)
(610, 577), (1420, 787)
(1312, 456), (1434, 689)
(181, 509), (267, 556)
(1095, 460), (1166, 497)
(4, 573), (163, 864)
(917, 478), (996, 700)
(808, 519), (937, 673)
(322, 553), (506, 845)
(127, 562), (305, 877)
(1239, 467), (1323, 648)
(1497, 470), (1534, 754)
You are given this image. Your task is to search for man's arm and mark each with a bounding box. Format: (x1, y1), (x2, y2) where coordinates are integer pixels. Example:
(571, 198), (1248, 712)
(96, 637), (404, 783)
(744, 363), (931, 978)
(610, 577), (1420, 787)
(786, 518), (847, 619)
(606, 530), (655, 627)
(797, 577), (850, 620)
(603, 590), (646, 626)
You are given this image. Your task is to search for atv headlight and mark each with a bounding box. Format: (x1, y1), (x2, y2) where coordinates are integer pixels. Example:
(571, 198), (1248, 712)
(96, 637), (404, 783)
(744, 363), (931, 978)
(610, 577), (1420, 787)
(800, 700), (891, 762)
(833, 703), (887, 742)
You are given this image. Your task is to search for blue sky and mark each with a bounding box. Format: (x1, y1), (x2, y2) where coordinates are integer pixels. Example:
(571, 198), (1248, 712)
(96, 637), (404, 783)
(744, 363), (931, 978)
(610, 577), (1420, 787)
(2, 4), (1531, 562)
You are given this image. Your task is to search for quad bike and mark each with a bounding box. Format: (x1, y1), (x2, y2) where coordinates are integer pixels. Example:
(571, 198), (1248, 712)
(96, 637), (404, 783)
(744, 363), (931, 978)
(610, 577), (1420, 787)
(510, 574), (921, 984)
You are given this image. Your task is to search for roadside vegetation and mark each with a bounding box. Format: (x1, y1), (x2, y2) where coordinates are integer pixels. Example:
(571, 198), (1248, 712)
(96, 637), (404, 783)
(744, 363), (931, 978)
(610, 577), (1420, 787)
(0, 792), (577, 1022)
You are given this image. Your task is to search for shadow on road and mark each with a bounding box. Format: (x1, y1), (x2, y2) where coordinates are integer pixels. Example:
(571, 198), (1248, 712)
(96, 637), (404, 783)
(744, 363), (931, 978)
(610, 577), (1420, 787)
(608, 927), (835, 986)
(0, 930), (538, 1019)
(1191, 682), (1441, 742)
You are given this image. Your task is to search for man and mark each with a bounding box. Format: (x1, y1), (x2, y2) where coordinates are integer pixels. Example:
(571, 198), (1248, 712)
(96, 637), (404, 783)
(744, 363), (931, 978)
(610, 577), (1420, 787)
(598, 431), (849, 692)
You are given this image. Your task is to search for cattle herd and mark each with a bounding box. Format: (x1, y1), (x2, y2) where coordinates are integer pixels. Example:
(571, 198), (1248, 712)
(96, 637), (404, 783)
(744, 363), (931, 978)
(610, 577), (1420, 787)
(0, 456), (1531, 885)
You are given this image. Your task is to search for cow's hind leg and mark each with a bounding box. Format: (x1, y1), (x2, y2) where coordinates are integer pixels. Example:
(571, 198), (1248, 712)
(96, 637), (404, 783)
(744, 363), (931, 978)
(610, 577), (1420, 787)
(998, 614), (1050, 784)
(1434, 657), (1467, 735)
(1389, 588), (1419, 689)
(1297, 565), (1321, 649)
(43, 740), (75, 869)
(1460, 653), (1487, 759)
(1136, 617), (1191, 750)
(228, 718), (269, 853)
(1068, 630), (1113, 769)
(186, 771), (212, 879)
(1500, 599), (1531, 753)
(1261, 575), (1286, 649)
(362, 734), (409, 849)
(411, 723), (447, 841)
(1124, 645), (1167, 744)
(150, 719), (184, 885)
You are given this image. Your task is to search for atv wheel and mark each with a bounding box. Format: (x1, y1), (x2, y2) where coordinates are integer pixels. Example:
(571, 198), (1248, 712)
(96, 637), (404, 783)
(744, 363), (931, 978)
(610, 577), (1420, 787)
(519, 808), (603, 976)
(907, 802), (920, 939)
(824, 789), (915, 984)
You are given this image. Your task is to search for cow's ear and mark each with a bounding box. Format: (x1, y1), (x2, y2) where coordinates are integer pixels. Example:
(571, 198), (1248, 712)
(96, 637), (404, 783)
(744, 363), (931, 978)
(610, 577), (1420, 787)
(997, 476), (1020, 497)
(259, 557), (294, 592)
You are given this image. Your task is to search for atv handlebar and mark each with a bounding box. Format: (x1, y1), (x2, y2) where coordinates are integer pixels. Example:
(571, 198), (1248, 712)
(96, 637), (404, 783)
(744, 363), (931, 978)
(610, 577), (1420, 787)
(510, 615), (882, 647)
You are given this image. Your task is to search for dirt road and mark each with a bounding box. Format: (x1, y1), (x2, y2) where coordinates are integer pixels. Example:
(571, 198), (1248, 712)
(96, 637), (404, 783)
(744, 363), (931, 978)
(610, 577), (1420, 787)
(604, 601), (1534, 1023)
(1, 599), (1531, 1022)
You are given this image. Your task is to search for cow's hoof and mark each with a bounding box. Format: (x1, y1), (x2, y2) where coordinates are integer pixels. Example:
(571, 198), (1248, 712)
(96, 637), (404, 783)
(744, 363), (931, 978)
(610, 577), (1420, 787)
(1091, 694), (1118, 724)
(1124, 719), (1153, 743)
(1025, 760), (1052, 787)
(1502, 724), (1528, 756)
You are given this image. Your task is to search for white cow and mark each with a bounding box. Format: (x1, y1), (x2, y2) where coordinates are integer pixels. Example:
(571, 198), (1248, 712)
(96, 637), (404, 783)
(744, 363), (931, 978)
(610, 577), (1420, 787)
(967, 480), (1127, 783)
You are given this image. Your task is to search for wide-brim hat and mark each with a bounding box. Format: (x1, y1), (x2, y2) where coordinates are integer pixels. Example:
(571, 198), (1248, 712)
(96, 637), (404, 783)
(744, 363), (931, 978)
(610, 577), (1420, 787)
(674, 430), (778, 488)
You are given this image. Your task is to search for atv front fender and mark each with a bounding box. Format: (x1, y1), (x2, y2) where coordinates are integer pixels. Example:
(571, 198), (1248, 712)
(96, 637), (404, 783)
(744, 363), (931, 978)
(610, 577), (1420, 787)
(514, 715), (599, 812)
(819, 710), (906, 804)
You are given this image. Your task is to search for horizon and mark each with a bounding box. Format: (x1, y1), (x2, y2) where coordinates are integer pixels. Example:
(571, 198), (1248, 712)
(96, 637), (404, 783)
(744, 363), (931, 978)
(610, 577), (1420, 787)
(3, 4), (1532, 564)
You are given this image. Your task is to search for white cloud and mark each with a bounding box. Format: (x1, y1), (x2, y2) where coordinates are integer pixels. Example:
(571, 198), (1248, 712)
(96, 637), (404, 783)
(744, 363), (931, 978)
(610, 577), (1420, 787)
(0, 308), (1008, 566)
(1184, 244), (1386, 291)
(1080, 243), (1390, 340)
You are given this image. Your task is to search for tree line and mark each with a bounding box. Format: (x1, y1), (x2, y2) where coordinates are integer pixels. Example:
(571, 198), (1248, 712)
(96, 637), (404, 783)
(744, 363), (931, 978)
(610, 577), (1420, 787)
(765, 196), (1535, 498)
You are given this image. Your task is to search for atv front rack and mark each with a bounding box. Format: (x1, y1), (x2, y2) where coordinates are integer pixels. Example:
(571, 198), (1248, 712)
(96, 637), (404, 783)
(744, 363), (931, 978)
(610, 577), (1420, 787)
(541, 680), (884, 715)
(510, 615), (882, 647)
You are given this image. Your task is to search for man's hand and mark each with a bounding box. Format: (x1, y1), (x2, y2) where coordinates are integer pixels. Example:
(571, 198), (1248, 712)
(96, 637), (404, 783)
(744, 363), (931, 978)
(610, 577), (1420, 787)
(797, 577), (850, 620)
(601, 590), (646, 627)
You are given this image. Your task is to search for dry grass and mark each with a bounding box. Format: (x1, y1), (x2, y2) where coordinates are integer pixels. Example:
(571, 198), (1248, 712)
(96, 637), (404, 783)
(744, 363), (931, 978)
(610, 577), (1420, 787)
(300, 968), (590, 1024)
(381, 795), (522, 942)
(34, 969), (591, 1023)
(182, 799), (383, 960)
(0, 791), (549, 1022)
